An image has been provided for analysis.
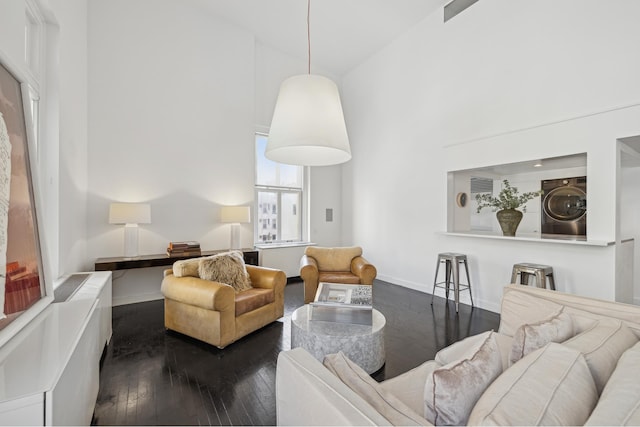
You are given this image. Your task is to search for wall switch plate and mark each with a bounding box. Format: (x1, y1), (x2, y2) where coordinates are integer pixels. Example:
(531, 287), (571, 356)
(326, 208), (333, 222)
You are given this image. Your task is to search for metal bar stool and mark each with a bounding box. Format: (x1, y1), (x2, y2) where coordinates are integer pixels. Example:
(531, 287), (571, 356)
(431, 252), (474, 312)
(511, 263), (556, 290)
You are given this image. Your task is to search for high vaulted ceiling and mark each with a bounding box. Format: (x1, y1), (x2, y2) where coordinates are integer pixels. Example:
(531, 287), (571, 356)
(192, 0), (445, 77)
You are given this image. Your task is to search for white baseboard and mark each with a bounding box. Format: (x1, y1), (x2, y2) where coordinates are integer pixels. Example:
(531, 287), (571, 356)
(376, 273), (428, 293)
(113, 292), (163, 307)
(470, 297), (501, 314)
(376, 273), (500, 313)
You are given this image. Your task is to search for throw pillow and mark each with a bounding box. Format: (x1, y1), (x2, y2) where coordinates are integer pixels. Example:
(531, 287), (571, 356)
(172, 257), (201, 277)
(509, 310), (573, 366)
(378, 360), (442, 416)
(563, 320), (639, 394)
(198, 250), (252, 292)
(424, 331), (503, 426)
(468, 343), (598, 426)
(435, 330), (514, 372)
(323, 352), (429, 426)
(498, 290), (565, 337)
(585, 341), (640, 425)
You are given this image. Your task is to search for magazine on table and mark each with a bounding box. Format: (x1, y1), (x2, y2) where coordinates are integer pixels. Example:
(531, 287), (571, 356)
(312, 282), (372, 308)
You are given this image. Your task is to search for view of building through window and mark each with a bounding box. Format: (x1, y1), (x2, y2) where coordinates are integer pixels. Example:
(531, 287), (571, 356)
(255, 134), (303, 243)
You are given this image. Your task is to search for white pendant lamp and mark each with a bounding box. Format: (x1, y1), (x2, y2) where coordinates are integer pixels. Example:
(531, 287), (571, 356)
(265, 0), (351, 167)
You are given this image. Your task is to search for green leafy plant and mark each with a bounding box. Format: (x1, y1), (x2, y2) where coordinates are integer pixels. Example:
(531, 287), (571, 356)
(475, 179), (543, 213)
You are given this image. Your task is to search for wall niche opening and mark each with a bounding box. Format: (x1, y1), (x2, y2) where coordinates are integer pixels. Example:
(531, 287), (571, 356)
(448, 153), (587, 240)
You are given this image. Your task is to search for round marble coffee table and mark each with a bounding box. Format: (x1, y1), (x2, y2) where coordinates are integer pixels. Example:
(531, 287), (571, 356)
(290, 305), (386, 374)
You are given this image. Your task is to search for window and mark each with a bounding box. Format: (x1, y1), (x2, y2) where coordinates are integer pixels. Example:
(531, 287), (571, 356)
(255, 133), (303, 243)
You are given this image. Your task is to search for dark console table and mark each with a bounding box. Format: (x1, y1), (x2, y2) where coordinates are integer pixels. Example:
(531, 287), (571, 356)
(94, 248), (259, 271)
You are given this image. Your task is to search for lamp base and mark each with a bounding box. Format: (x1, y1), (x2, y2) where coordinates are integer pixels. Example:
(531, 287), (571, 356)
(229, 223), (241, 250)
(123, 224), (139, 258)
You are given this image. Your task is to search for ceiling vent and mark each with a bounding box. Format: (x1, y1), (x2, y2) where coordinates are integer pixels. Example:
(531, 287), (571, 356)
(444, 0), (479, 22)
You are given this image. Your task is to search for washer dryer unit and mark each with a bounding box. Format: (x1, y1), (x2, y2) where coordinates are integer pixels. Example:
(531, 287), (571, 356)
(541, 176), (587, 237)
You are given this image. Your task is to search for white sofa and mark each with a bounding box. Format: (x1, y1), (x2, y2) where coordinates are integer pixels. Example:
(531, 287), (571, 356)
(276, 285), (640, 426)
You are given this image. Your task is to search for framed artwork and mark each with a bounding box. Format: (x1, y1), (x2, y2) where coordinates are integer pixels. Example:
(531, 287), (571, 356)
(0, 56), (47, 343)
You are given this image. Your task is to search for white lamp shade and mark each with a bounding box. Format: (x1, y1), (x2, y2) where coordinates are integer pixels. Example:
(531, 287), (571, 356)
(266, 74), (351, 166)
(220, 206), (251, 223)
(109, 203), (151, 224)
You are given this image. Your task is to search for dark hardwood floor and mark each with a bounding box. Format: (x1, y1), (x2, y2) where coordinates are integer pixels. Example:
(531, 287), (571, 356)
(92, 279), (500, 425)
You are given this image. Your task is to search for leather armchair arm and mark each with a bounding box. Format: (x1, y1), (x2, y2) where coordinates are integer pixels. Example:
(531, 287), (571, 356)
(300, 255), (319, 282)
(161, 274), (235, 312)
(300, 255), (320, 304)
(247, 265), (286, 292)
(351, 256), (377, 285)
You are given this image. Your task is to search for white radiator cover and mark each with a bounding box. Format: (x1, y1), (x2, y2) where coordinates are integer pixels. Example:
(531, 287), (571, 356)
(257, 244), (315, 277)
(0, 272), (112, 426)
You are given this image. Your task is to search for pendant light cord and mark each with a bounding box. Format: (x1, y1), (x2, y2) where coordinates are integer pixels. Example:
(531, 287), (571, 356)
(307, 0), (311, 74)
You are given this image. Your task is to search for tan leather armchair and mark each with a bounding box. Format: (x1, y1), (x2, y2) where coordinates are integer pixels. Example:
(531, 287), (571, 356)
(299, 246), (377, 304)
(161, 264), (286, 349)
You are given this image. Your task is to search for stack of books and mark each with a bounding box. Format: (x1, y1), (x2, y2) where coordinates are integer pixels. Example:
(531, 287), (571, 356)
(167, 241), (201, 257)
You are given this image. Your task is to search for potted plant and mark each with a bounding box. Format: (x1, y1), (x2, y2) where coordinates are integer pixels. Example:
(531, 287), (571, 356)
(475, 179), (543, 236)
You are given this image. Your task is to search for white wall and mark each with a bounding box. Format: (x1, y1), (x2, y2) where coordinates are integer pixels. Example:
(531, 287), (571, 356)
(0, 1), (25, 67)
(308, 166), (343, 246)
(341, 0), (640, 310)
(3, 0), (348, 301)
(86, 0), (255, 303)
(87, 0), (257, 255)
(49, 0), (89, 276)
(619, 148), (640, 304)
(0, 0), (89, 282)
(443, 106), (640, 306)
(86, 3), (347, 303)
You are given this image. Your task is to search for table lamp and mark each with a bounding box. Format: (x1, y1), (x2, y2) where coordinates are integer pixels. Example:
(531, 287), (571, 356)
(220, 206), (251, 250)
(109, 203), (151, 258)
